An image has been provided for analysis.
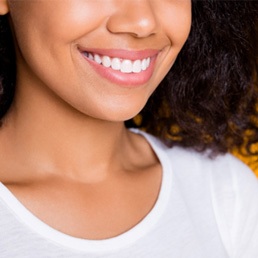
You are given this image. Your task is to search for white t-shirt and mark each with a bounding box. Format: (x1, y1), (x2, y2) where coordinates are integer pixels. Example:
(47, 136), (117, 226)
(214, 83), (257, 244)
(0, 130), (258, 258)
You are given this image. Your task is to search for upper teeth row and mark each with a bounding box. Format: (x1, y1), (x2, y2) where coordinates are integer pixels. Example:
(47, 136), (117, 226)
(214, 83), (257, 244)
(85, 52), (151, 73)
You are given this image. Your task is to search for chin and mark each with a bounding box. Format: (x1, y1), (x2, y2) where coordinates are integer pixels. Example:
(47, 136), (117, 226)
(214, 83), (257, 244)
(100, 111), (140, 123)
(96, 105), (145, 123)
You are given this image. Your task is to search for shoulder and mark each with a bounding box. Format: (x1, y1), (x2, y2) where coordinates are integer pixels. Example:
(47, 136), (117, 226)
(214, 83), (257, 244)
(137, 129), (256, 183)
(162, 141), (258, 256)
(164, 143), (256, 184)
(144, 130), (258, 213)
(165, 145), (258, 257)
(162, 144), (258, 202)
(167, 145), (258, 203)
(140, 131), (258, 255)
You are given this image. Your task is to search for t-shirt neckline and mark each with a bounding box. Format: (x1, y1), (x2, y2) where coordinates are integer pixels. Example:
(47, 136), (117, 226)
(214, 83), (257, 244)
(0, 129), (172, 253)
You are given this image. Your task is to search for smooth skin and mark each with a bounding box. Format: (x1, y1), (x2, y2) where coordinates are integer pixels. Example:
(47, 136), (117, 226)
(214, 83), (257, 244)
(0, 0), (191, 239)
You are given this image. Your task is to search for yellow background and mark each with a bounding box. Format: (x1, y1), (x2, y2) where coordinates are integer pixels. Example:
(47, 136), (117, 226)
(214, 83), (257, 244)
(234, 151), (258, 177)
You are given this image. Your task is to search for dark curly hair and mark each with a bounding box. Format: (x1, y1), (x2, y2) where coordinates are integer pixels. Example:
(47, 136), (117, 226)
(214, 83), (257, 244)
(0, 11), (15, 120)
(0, 0), (258, 155)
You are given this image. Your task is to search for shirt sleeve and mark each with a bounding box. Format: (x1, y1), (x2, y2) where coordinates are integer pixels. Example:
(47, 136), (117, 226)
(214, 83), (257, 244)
(210, 154), (258, 258)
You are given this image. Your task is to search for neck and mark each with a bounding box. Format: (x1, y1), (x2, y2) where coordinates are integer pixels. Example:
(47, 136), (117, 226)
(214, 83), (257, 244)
(0, 77), (135, 182)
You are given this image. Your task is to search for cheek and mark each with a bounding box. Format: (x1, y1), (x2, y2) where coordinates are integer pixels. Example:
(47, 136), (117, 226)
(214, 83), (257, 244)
(8, 1), (105, 90)
(159, 0), (192, 48)
(8, 1), (109, 46)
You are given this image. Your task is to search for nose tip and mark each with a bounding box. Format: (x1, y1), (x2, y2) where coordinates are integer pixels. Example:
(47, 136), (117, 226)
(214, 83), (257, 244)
(106, 1), (158, 38)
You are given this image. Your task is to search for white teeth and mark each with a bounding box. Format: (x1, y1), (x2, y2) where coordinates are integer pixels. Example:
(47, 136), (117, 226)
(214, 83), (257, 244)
(88, 53), (94, 60)
(132, 60), (142, 73)
(102, 56), (111, 68)
(141, 59), (147, 71)
(146, 57), (151, 67)
(111, 58), (121, 71)
(121, 60), (133, 73)
(94, 54), (102, 64)
(86, 52), (151, 73)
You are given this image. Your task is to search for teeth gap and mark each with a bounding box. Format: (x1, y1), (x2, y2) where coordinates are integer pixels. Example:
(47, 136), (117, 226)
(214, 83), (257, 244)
(83, 51), (151, 74)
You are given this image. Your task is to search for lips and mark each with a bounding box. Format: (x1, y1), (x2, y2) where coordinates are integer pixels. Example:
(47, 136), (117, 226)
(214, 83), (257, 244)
(78, 48), (160, 86)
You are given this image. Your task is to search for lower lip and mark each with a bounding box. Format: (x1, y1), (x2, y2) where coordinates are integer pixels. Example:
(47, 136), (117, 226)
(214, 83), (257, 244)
(80, 53), (158, 87)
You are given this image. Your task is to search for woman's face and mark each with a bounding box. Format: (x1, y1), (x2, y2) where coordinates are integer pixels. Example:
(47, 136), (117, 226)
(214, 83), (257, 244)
(7, 0), (191, 121)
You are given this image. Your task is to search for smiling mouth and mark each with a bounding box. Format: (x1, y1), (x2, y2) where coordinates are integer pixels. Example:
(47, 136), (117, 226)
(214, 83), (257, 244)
(82, 52), (151, 74)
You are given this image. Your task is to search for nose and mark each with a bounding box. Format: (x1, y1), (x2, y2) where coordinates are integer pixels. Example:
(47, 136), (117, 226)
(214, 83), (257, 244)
(106, 0), (158, 38)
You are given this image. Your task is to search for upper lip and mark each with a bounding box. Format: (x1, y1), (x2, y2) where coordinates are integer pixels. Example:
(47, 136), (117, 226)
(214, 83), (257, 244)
(77, 46), (160, 60)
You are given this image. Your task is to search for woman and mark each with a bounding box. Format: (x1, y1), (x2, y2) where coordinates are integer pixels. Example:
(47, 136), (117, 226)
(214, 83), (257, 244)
(0, 0), (258, 257)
